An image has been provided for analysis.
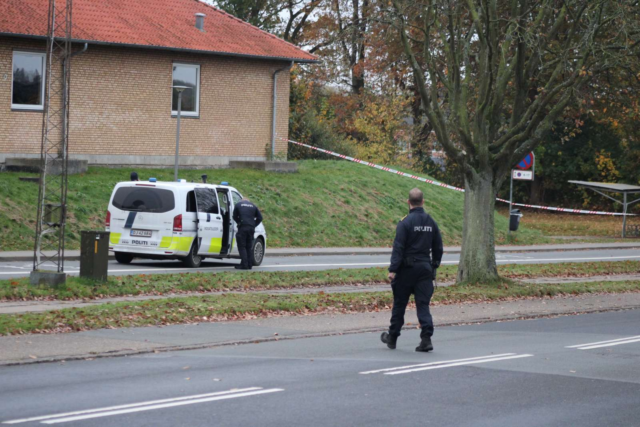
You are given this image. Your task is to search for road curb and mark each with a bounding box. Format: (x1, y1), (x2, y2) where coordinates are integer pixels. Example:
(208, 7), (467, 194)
(2, 303), (639, 367)
(2, 243), (640, 263)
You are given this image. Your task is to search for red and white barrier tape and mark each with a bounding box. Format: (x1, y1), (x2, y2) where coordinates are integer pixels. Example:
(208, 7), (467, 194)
(283, 137), (633, 217)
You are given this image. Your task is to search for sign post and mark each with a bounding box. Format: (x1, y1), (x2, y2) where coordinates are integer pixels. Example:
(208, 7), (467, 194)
(509, 152), (535, 235)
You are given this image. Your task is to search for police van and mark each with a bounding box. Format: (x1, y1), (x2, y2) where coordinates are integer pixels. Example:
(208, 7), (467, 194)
(106, 179), (266, 268)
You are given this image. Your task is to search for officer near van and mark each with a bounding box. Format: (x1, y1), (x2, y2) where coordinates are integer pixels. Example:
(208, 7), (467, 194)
(232, 198), (263, 270)
(381, 188), (443, 352)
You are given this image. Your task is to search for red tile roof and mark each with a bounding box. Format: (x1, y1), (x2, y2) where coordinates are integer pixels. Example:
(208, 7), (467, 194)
(0, 0), (317, 62)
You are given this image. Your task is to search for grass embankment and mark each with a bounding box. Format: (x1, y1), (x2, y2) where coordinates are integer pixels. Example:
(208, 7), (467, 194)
(0, 160), (546, 251)
(1, 261), (638, 301)
(497, 208), (638, 241)
(2, 279), (640, 335)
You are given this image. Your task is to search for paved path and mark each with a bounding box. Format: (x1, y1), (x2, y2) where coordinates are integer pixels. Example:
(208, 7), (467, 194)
(2, 291), (640, 366)
(2, 247), (639, 280)
(1, 309), (640, 426)
(2, 273), (640, 316)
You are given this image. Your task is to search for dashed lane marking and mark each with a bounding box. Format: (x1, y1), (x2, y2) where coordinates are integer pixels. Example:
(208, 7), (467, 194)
(566, 335), (640, 350)
(360, 353), (534, 375)
(2, 387), (284, 425)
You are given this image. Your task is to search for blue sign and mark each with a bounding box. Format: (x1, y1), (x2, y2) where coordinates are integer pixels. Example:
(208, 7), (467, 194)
(516, 153), (534, 170)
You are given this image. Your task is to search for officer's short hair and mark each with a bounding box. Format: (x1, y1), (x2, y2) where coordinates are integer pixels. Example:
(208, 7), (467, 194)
(409, 188), (423, 206)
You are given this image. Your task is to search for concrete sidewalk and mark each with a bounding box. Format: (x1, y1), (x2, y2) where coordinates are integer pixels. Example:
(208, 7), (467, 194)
(2, 241), (640, 262)
(1, 292), (640, 366)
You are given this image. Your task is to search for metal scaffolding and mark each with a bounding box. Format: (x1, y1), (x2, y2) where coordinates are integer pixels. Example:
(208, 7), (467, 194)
(33, 0), (73, 273)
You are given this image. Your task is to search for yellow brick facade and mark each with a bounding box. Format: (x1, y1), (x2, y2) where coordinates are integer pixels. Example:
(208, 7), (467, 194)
(0, 36), (291, 167)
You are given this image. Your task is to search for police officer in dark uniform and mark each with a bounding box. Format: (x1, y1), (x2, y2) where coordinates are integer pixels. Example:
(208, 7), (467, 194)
(232, 198), (263, 270)
(381, 188), (443, 352)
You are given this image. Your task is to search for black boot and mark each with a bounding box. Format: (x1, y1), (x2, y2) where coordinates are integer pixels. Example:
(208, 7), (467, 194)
(415, 337), (433, 352)
(380, 332), (397, 350)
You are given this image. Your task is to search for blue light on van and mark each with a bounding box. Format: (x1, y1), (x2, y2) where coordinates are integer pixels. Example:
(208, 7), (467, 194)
(149, 177), (157, 182)
(221, 181), (229, 185)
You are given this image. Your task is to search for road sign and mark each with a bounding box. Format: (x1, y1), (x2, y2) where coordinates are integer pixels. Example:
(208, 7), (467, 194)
(512, 170), (534, 181)
(516, 153), (534, 170)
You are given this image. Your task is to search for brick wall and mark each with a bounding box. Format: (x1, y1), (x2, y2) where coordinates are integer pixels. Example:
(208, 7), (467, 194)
(0, 36), (291, 166)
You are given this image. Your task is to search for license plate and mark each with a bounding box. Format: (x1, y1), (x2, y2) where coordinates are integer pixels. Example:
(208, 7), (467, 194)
(130, 229), (152, 238)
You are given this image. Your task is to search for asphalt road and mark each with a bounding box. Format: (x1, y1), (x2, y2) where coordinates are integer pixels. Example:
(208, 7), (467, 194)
(1, 309), (640, 426)
(0, 248), (639, 280)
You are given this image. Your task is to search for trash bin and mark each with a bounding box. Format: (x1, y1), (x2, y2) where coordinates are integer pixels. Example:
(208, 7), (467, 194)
(80, 231), (110, 281)
(509, 209), (523, 232)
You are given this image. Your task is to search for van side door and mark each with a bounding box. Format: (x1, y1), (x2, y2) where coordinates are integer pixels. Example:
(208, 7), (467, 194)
(194, 188), (224, 255)
(229, 191), (243, 255)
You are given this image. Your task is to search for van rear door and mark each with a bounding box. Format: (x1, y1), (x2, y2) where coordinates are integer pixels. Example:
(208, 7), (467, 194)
(109, 185), (175, 250)
(194, 188), (224, 255)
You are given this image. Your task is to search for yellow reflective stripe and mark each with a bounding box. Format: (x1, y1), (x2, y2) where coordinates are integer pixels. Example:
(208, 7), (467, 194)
(209, 237), (222, 253)
(165, 236), (194, 252)
(109, 233), (121, 245)
(159, 236), (173, 248)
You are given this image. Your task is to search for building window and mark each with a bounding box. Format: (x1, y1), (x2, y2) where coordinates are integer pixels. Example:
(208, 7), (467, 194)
(12, 51), (46, 110)
(172, 63), (200, 116)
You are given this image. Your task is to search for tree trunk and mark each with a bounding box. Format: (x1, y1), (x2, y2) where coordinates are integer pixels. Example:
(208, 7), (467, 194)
(457, 169), (500, 283)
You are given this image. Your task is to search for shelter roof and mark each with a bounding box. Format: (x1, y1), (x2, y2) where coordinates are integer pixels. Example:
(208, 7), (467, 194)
(569, 181), (640, 194)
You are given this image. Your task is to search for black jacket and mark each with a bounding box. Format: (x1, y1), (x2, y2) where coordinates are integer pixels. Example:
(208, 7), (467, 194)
(389, 207), (443, 273)
(233, 200), (263, 228)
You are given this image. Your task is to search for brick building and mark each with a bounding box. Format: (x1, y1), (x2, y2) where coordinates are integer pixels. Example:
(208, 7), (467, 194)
(0, 0), (316, 167)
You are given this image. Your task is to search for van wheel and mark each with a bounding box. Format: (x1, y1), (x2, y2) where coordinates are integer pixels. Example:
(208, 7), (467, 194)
(115, 252), (134, 264)
(181, 243), (202, 268)
(251, 237), (265, 266)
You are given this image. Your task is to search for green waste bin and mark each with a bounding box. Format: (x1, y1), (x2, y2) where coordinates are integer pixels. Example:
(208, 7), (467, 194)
(80, 231), (110, 281)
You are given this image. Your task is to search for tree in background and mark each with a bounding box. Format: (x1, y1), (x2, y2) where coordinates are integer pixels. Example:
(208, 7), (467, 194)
(210, 0), (323, 45)
(505, 64), (640, 209)
(504, 118), (632, 209)
(386, 0), (639, 282)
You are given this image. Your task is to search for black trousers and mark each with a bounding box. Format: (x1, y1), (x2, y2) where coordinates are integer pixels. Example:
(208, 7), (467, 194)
(389, 263), (434, 339)
(236, 226), (255, 269)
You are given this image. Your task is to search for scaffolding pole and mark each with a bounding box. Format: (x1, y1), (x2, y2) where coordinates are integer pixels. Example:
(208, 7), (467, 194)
(32, 0), (73, 279)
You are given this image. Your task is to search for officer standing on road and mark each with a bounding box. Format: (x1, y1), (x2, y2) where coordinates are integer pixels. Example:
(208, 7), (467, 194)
(233, 198), (263, 270)
(381, 188), (443, 352)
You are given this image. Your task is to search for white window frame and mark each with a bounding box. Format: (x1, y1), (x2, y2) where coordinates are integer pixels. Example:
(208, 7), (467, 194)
(11, 51), (46, 111)
(171, 63), (200, 117)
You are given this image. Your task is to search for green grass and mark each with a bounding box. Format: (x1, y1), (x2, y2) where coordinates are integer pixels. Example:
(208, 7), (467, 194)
(1, 261), (638, 301)
(2, 279), (639, 335)
(0, 160), (546, 251)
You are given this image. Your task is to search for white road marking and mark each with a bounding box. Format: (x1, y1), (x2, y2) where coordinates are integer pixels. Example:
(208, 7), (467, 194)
(578, 338), (640, 350)
(385, 354), (534, 375)
(495, 255), (640, 263)
(359, 353), (518, 375)
(566, 335), (640, 349)
(0, 255), (639, 276)
(41, 388), (284, 424)
(2, 387), (266, 424)
(42, 389), (284, 424)
(361, 354), (534, 376)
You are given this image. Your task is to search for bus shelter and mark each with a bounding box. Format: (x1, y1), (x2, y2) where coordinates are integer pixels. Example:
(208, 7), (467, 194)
(569, 181), (640, 238)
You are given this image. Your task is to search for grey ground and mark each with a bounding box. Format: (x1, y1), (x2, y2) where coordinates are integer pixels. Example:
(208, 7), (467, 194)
(1, 243), (639, 425)
(2, 309), (640, 426)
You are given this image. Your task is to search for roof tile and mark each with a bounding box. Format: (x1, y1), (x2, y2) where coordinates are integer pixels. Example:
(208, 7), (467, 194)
(0, 0), (317, 62)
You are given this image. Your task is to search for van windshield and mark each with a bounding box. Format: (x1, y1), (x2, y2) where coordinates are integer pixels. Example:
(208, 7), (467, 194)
(112, 187), (175, 213)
